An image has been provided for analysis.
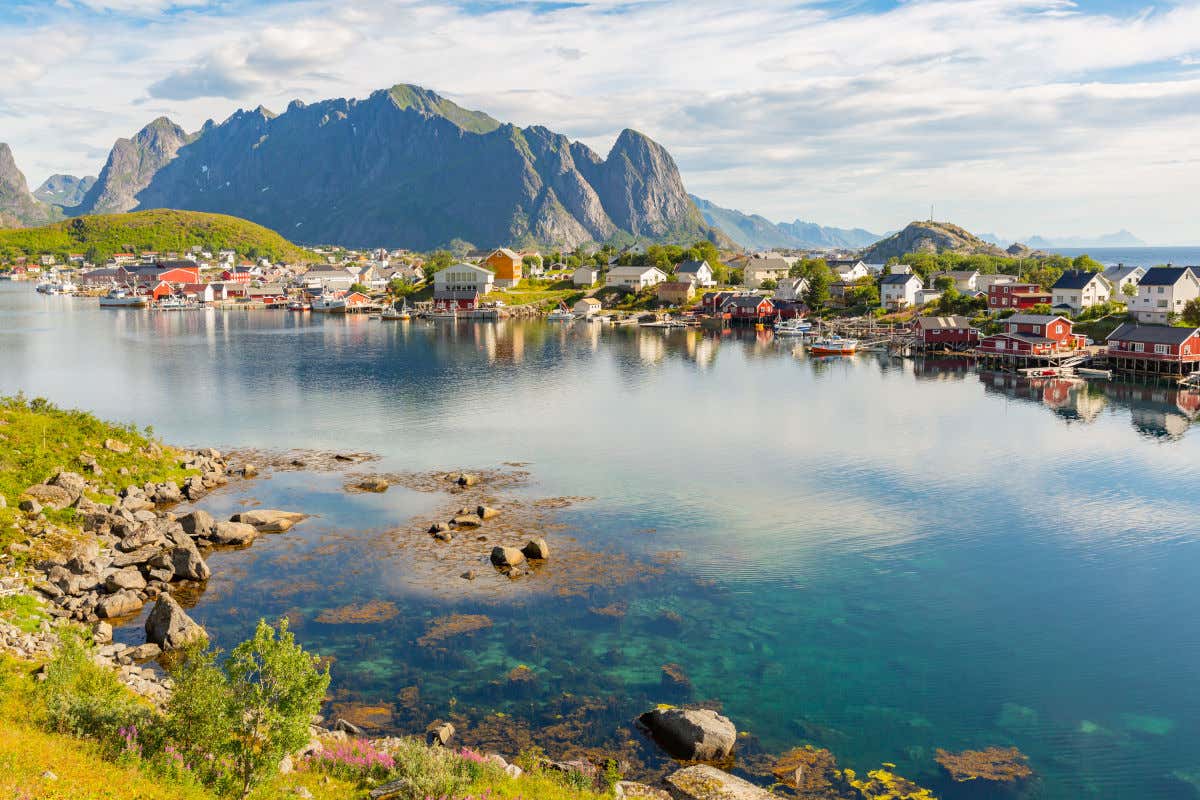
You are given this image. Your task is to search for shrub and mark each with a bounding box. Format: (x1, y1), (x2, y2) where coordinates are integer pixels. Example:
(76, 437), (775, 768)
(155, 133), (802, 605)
(38, 630), (150, 748)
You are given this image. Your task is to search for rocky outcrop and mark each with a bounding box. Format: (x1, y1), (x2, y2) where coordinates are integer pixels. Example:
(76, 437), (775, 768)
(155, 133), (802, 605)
(859, 221), (1008, 263)
(638, 707), (737, 761)
(21, 484), (73, 510)
(230, 509), (306, 532)
(76, 117), (193, 215)
(144, 594), (205, 650)
(0, 143), (60, 227)
(664, 766), (772, 800)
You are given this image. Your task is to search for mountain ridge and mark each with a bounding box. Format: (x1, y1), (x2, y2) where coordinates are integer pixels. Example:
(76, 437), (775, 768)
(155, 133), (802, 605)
(690, 195), (881, 251)
(70, 84), (722, 250)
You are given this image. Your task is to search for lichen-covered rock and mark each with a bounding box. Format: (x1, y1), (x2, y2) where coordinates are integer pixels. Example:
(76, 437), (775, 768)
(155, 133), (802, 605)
(96, 590), (143, 619)
(639, 707), (736, 761)
(177, 509), (216, 539)
(144, 594), (205, 650)
(231, 509), (306, 532)
(357, 477), (389, 493)
(169, 539), (211, 581)
(210, 521), (258, 545)
(665, 766), (771, 800)
(21, 484), (73, 510)
(48, 471), (87, 503)
(104, 566), (147, 593)
(104, 438), (131, 453)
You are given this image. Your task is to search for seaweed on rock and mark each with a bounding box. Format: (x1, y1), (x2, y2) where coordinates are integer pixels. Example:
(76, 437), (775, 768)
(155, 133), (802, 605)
(934, 746), (1033, 784)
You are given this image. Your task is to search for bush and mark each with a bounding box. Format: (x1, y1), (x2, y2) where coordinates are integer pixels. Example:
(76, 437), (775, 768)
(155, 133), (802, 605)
(38, 631), (150, 748)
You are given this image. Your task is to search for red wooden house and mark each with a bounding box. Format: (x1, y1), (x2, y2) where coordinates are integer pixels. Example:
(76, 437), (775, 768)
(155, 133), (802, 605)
(979, 314), (1084, 356)
(1106, 323), (1200, 364)
(221, 266), (256, 283)
(722, 295), (775, 321)
(988, 282), (1051, 310)
(912, 315), (979, 348)
(150, 280), (174, 301)
(433, 290), (480, 311)
(344, 291), (372, 310)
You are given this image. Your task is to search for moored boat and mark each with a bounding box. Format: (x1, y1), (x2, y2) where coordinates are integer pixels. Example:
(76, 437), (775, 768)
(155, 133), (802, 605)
(98, 287), (149, 308)
(809, 336), (858, 355)
(380, 301), (411, 320)
(311, 294), (348, 313)
(287, 300), (311, 312)
(773, 317), (812, 336)
(546, 301), (574, 321)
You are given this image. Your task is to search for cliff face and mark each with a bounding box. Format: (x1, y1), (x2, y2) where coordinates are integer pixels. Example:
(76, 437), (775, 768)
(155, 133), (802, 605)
(859, 221), (1007, 262)
(0, 144), (61, 228)
(77, 118), (194, 216)
(77, 84), (720, 249)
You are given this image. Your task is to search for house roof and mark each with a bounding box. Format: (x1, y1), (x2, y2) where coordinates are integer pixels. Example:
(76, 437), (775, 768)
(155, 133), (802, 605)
(1140, 267), (1195, 286)
(609, 266), (665, 277)
(746, 257), (789, 271)
(576, 297), (602, 306)
(439, 262), (494, 276)
(723, 295), (772, 309)
(675, 260), (710, 275)
(1107, 322), (1200, 345)
(914, 315), (972, 330)
(1051, 269), (1104, 290)
(986, 332), (1055, 345)
(1103, 265), (1144, 282)
(880, 273), (919, 285)
(657, 281), (695, 291)
(1005, 314), (1068, 326)
(934, 270), (980, 279)
(488, 248), (522, 260)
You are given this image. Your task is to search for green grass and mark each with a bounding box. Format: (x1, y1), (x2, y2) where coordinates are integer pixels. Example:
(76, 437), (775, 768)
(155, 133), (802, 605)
(486, 285), (585, 310)
(0, 209), (316, 264)
(0, 594), (46, 633)
(0, 394), (196, 560)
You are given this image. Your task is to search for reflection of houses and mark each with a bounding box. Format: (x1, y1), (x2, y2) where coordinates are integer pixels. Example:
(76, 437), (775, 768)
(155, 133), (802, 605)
(979, 314), (1084, 357)
(1106, 383), (1200, 439)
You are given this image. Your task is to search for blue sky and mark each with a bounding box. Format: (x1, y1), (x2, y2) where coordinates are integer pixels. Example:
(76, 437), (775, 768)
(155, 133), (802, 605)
(2, 0), (1199, 243)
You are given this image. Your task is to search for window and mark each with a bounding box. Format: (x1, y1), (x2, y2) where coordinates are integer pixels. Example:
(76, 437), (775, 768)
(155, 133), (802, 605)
(995, 339), (1006, 350)
(1133, 342), (1144, 352)
(1052, 324), (1061, 334)
(1155, 344), (1170, 355)
(1033, 325), (1042, 334)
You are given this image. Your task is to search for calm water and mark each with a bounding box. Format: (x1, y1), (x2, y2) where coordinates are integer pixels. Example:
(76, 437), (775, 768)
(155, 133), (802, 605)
(1048, 247), (1200, 268)
(3, 283), (1200, 799)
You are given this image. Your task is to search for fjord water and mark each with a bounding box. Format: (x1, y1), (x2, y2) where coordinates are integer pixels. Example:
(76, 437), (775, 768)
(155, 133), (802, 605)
(3, 283), (1200, 799)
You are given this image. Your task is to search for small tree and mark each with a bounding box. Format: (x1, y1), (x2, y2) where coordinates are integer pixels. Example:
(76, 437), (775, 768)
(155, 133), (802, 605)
(804, 269), (831, 311)
(349, 282), (370, 294)
(1181, 297), (1200, 327)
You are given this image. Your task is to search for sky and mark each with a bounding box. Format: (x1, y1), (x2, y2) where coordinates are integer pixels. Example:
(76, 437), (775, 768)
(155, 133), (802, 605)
(2, 0), (1199, 244)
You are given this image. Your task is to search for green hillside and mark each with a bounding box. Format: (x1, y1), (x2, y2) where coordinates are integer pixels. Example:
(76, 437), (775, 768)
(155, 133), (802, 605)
(0, 209), (316, 264)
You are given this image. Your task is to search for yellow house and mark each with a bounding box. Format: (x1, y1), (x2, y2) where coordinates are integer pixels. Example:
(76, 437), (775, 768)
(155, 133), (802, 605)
(483, 248), (523, 288)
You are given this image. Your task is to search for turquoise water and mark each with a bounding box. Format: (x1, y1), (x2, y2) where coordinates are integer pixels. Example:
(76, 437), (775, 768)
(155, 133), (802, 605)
(3, 283), (1200, 798)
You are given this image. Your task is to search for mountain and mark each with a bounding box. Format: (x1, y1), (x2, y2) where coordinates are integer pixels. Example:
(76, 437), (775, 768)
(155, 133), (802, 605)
(860, 221), (1008, 262)
(1025, 230), (1146, 248)
(78, 117), (194, 216)
(0, 144), (63, 228)
(690, 195), (881, 251)
(0, 209), (315, 262)
(33, 174), (96, 207)
(73, 85), (721, 250)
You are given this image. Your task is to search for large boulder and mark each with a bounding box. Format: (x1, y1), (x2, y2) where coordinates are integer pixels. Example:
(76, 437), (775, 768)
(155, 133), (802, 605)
(48, 471), (87, 503)
(210, 521), (258, 546)
(144, 594), (206, 650)
(96, 590), (144, 619)
(638, 707), (736, 762)
(169, 539), (211, 581)
(21, 484), (73, 510)
(177, 509), (216, 539)
(664, 766), (772, 800)
(104, 567), (148, 593)
(490, 546), (526, 568)
(230, 509), (306, 532)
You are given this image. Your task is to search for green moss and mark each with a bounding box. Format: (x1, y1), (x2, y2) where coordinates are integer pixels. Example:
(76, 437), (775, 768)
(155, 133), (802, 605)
(0, 593), (45, 633)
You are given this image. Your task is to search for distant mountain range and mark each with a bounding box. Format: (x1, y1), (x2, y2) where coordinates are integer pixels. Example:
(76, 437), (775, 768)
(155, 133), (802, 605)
(0, 84), (724, 251)
(1024, 231), (1146, 248)
(690, 195), (883, 251)
(33, 174), (96, 208)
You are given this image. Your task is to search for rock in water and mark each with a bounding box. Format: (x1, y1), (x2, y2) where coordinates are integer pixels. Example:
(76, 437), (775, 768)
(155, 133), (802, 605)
(477, 505), (500, 520)
(665, 765), (772, 800)
(144, 594), (205, 650)
(169, 539), (211, 581)
(357, 477), (389, 492)
(177, 509), (216, 539)
(96, 590), (143, 619)
(490, 546), (526, 568)
(210, 521), (258, 545)
(231, 509), (306, 531)
(638, 707), (736, 761)
(521, 538), (550, 560)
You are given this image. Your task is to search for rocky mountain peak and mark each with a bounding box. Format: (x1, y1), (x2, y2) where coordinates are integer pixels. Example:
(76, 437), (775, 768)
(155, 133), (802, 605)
(0, 143), (60, 228)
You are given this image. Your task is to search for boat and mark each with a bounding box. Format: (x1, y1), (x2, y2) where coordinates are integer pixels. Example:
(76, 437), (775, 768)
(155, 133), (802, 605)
(430, 307), (458, 319)
(287, 300), (310, 312)
(156, 295), (188, 310)
(380, 300), (411, 320)
(809, 336), (858, 356)
(773, 317), (812, 336)
(36, 279), (77, 295)
(98, 287), (148, 308)
(311, 294), (348, 313)
(546, 301), (574, 321)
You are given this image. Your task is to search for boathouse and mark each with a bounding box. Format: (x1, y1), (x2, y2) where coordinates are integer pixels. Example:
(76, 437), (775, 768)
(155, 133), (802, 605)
(988, 282), (1051, 310)
(912, 315), (979, 349)
(979, 314), (1083, 356)
(1106, 323), (1200, 378)
(722, 295), (775, 322)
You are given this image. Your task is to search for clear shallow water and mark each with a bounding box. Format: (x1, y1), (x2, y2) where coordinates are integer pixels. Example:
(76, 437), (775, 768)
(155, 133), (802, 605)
(3, 284), (1200, 798)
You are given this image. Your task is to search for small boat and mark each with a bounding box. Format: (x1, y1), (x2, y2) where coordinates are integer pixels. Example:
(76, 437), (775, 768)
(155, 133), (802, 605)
(809, 336), (858, 356)
(36, 279), (77, 295)
(430, 308), (458, 319)
(156, 295), (188, 310)
(287, 300), (310, 312)
(380, 300), (411, 320)
(773, 318), (812, 336)
(99, 287), (149, 308)
(547, 301), (574, 321)
(311, 294), (348, 313)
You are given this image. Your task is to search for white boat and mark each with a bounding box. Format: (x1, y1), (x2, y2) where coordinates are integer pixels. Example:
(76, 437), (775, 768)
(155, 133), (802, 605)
(99, 288), (149, 308)
(429, 307), (458, 319)
(773, 318), (812, 336)
(156, 295), (188, 310)
(380, 301), (411, 320)
(287, 300), (310, 312)
(311, 294), (348, 313)
(36, 279), (77, 295)
(809, 336), (858, 356)
(546, 301), (574, 321)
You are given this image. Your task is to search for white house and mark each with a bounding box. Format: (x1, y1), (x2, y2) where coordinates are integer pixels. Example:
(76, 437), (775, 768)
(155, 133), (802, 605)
(573, 297), (602, 317)
(1102, 265), (1145, 299)
(867, 263), (912, 275)
(572, 266), (601, 287)
(830, 260), (870, 281)
(606, 265), (668, 291)
(773, 276), (809, 302)
(303, 265), (357, 290)
(433, 262), (495, 295)
(1132, 267), (1200, 324)
(674, 259), (716, 288)
(880, 273), (923, 309)
(1051, 269), (1111, 312)
(931, 270), (980, 292)
(975, 274), (1016, 293)
(742, 257), (791, 289)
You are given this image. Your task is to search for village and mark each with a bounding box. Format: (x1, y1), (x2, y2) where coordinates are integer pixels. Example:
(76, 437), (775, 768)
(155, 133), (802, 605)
(6, 239), (1200, 386)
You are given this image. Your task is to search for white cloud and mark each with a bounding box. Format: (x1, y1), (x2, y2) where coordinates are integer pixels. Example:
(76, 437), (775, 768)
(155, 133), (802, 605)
(3, 0), (1200, 243)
